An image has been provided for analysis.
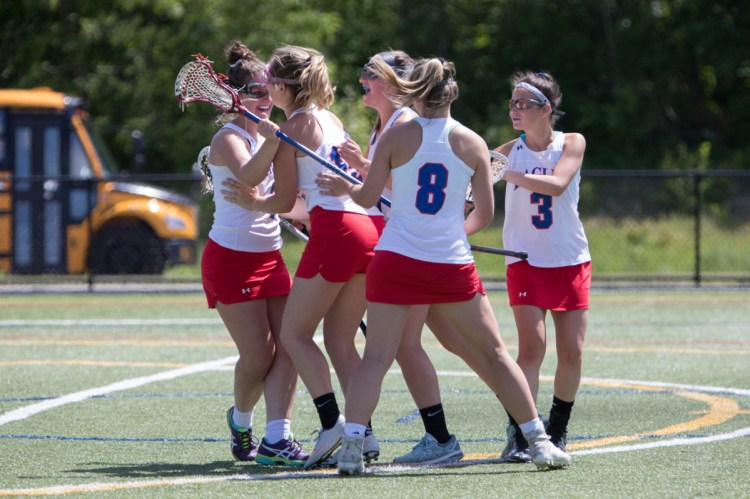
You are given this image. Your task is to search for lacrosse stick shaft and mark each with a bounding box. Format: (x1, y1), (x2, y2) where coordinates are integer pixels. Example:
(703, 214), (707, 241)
(239, 108), (393, 208)
(469, 244), (528, 259)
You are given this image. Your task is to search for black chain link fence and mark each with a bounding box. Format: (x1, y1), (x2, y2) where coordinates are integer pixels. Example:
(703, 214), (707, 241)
(1, 170), (748, 290)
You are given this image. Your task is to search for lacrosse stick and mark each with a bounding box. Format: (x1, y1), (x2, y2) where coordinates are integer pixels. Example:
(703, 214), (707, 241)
(175, 54), (389, 205)
(466, 150), (509, 204)
(177, 56), (523, 259)
(463, 150), (527, 259)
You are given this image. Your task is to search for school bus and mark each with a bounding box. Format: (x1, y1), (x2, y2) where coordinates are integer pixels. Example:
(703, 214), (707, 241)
(0, 88), (198, 275)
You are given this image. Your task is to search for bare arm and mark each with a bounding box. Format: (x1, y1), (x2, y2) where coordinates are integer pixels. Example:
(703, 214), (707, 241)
(503, 133), (586, 196)
(235, 120), (281, 186)
(451, 127), (494, 235)
(251, 138), (298, 214)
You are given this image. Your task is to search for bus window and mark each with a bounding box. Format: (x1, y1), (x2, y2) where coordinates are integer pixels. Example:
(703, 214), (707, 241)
(69, 130), (95, 224)
(15, 127), (32, 191)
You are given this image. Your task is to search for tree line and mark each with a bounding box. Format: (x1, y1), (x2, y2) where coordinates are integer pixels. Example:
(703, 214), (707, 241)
(2, 0), (748, 177)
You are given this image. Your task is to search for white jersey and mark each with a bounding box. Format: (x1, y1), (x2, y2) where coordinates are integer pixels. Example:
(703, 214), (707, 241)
(503, 131), (590, 267)
(207, 123), (281, 252)
(376, 117), (474, 264)
(294, 108), (382, 217)
(366, 107), (418, 216)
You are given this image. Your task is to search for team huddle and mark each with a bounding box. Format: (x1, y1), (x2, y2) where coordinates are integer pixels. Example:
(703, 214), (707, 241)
(195, 40), (590, 476)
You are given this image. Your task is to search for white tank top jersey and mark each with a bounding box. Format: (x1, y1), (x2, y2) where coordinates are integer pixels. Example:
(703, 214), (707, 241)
(375, 117), (475, 264)
(503, 131), (591, 267)
(207, 123), (282, 252)
(367, 107), (418, 216)
(294, 108), (383, 217)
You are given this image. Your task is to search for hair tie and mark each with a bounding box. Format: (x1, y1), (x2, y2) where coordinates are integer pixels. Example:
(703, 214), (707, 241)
(229, 59), (243, 69)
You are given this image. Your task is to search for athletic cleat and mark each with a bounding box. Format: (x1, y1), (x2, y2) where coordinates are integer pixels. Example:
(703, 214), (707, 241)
(303, 415), (344, 470)
(392, 433), (464, 465)
(226, 407), (259, 461)
(363, 427), (380, 464)
(337, 436), (365, 476)
(500, 423), (531, 463)
(526, 430), (572, 470)
(322, 428), (380, 467)
(320, 448), (339, 468)
(256, 435), (310, 467)
(549, 431), (568, 452)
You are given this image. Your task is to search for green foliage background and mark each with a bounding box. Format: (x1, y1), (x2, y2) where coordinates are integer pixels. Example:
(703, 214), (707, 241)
(2, 0), (749, 177)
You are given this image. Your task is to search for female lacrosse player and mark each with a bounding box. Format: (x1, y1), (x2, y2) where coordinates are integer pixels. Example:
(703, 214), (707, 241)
(199, 41), (308, 467)
(315, 57), (571, 475)
(332, 50), (464, 465)
(494, 71), (590, 462)
(244, 45), (385, 470)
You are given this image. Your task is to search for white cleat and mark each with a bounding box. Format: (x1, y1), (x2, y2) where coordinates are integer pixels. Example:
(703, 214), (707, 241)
(337, 436), (365, 476)
(303, 415), (344, 470)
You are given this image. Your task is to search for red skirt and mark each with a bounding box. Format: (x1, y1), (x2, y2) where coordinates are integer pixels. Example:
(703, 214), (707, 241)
(201, 238), (292, 308)
(506, 260), (591, 311)
(295, 207), (385, 282)
(366, 251), (486, 305)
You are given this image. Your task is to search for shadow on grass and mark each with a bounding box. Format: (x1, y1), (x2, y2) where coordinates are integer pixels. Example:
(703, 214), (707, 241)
(62, 457), (548, 481)
(64, 460), (299, 479)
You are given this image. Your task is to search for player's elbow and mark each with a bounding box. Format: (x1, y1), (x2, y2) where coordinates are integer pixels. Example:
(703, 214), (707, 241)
(279, 197), (296, 213)
(477, 211), (494, 229)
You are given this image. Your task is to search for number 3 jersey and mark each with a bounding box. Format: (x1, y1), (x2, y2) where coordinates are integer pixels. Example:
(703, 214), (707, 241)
(375, 117), (475, 264)
(503, 131), (591, 268)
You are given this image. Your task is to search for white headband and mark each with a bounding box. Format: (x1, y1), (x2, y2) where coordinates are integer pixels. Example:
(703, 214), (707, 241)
(515, 82), (550, 105)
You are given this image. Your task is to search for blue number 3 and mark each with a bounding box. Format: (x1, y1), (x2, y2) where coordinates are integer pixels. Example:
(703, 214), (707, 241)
(415, 163), (448, 214)
(530, 192), (553, 229)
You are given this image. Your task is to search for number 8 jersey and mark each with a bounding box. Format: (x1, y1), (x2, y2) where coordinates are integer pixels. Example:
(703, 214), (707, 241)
(375, 117), (475, 264)
(503, 131), (591, 268)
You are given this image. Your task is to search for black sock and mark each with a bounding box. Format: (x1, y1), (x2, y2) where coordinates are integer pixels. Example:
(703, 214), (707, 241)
(547, 396), (574, 436)
(312, 392), (340, 430)
(505, 409), (519, 429)
(366, 420), (373, 434)
(419, 403), (451, 444)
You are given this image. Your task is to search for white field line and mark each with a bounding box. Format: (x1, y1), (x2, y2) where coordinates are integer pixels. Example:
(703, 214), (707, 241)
(1, 350), (749, 494)
(571, 425), (750, 456)
(0, 356), (238, 427)
(2, 423), (750, 496)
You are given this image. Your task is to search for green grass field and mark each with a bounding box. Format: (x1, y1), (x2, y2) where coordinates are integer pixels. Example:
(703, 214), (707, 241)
(1, 290), (749, 497)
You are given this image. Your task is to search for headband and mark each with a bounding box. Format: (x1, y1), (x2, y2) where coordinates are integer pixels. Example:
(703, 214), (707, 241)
(515, 82), (550, 105)
(261, 65), (300, 85)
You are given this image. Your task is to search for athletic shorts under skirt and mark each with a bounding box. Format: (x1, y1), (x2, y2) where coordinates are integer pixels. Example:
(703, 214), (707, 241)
(506, 260), (591, 311)
(201, 237), (292, 308)
(366, 250), (486, 305)
(295, 207), (385, 282)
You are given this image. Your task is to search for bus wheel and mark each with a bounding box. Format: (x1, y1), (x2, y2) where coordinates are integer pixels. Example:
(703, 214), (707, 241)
(89, 223), (166, 275)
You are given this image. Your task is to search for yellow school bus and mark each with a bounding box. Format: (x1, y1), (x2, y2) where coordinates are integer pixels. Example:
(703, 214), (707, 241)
(0, 88), (197, 274)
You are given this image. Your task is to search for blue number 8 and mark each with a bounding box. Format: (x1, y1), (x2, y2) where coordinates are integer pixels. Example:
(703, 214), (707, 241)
(415, 163), (448, 214)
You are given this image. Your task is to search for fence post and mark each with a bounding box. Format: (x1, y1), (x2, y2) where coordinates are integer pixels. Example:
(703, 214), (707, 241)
(87, 177), (95, 292)
(693, 173), (702, 287)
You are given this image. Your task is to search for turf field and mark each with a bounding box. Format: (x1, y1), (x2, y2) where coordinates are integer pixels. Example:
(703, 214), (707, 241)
(1, 289), (749, 497)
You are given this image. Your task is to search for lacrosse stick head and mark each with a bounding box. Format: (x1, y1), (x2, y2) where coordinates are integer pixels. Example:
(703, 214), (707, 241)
(175, 54), (239, 113)
(466, 150), (510, 202)
(489, 150), (510, 183)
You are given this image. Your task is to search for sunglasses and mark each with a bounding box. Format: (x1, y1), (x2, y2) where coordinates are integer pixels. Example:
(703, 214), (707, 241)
(238, 83), (269, 99)
(360, 64), (378, 80)
(508, 98), (546, 110)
